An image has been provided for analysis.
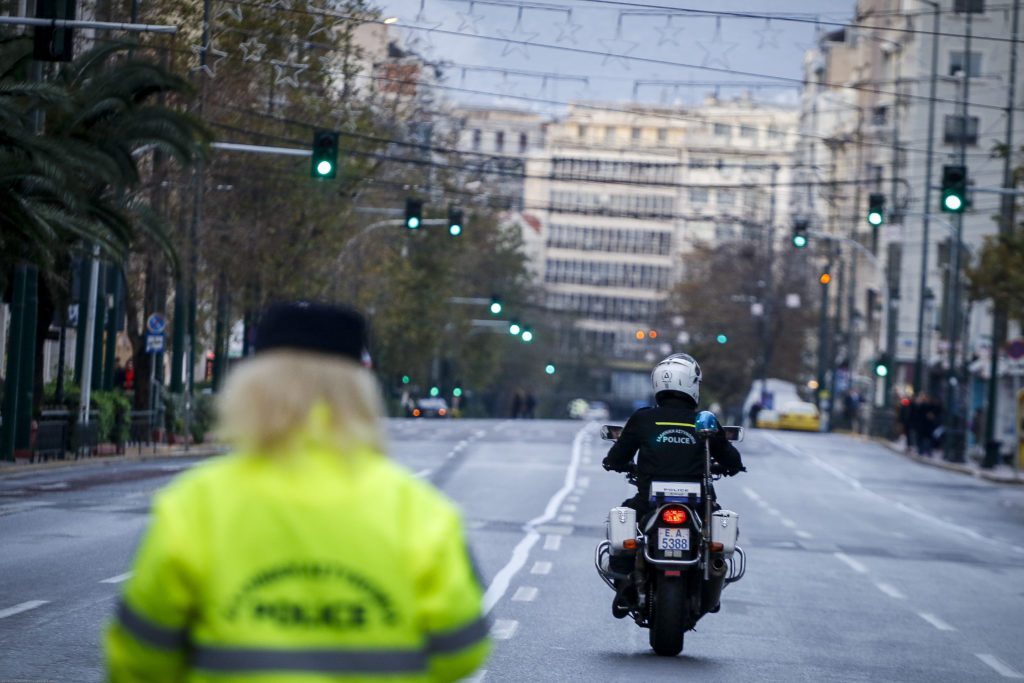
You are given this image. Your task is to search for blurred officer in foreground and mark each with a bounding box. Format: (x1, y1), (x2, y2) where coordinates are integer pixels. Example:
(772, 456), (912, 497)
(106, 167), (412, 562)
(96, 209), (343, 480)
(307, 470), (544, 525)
(105, 301), (490, 682)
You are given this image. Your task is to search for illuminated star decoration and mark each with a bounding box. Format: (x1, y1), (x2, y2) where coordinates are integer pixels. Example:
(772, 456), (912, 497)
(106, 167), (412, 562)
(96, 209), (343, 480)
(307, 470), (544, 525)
(553, 9), (583, 45)
(307, 13), (327, 39)
(407, 0), (442, 52)
(755, 18), (781, 50)
(271, 57), (309, 88)
(214, 2), (243, 23)
(697, 17), (739, 70)
(456, 1), (485, 34)
(496, 4), (539, 58)
(238, 36), (267, 62)
(190, 41), (228, 78)
(598, 13), (638, 69)
(654, 14), (683, 47)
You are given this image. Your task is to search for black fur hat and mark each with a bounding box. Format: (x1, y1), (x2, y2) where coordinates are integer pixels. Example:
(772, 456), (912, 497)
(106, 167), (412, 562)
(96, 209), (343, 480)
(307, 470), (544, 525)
(254, 301), (367, 362)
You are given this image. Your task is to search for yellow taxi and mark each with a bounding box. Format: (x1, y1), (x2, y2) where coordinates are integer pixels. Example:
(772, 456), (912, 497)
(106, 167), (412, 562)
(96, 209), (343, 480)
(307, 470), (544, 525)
(755, 409), (779, 429)
(777, 401), (821, 432)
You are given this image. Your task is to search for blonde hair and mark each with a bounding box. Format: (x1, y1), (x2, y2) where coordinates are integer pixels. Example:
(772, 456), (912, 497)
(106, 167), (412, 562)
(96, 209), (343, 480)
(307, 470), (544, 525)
(216, 350), (386, 455)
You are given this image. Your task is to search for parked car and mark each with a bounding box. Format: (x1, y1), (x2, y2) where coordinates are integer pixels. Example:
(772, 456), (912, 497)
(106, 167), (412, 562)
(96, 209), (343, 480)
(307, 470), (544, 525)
(411, 397), (450, 418)
(755, 409), (780, 429)
(583, 401), (611, 421)
(777, 401), (821, 432)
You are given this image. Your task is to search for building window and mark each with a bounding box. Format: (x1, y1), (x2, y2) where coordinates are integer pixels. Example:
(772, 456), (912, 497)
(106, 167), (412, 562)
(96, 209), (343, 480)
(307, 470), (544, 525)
(717, 189), (735, 206)
(689, 187), (709, 204)
(519, 132), (528, 153)
(713, 123), (732, 137)
(605, 126), (616, 144)
(577, 125), (587, 138)
(739, 125), (756, 139)
(657, 128), (668, 143)
(872, 106), (888, 126)
(495, 130), (505, 152)
(943, 115), (979, 145)
(954, 0), (985, 12)
(631, 127), (642, 141)
(767, 126), (784, 140)
(949, 51), (982, 77)
(688, 156), (708, 169)
(471, 129), (482, 150)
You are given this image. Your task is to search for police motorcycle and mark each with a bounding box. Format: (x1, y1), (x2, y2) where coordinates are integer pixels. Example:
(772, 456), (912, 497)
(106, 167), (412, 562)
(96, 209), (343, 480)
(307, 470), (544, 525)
(594, 411), (746, 656)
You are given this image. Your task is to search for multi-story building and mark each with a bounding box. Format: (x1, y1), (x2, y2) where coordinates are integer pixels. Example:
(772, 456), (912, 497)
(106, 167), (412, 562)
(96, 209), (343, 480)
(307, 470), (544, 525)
(797, 0), (1024, 454)
(523, 97), (798, 402)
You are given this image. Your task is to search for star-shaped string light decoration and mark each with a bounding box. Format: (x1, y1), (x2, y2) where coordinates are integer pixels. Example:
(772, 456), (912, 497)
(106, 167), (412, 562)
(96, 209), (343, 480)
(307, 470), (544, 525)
(406, 0), (442, 51)
(599, 13), (638, 69)
(190, 41), (228, 78)
(307, 12), (328, 38)
(552, 9), (583, 45)
(238, 36), (267, 62)
(214, 2), (243, 23)
(496, 5), (538, 58)
(755, 18), (781, 49)
(271, 57), (309, 88)
(654, 14), (683, 47)
(457, 1), (485, 34)
(697, 17), (739, 70)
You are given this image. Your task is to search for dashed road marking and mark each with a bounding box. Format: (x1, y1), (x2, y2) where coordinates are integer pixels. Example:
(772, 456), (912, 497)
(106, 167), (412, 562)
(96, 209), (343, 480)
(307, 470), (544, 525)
(556, 515), (573, 524)
(512, 586), (538, 602)
(414, 469), (432, 478)
(780, 518), (796, 529)
(795, 530), (813, 539)
(100, 572), (133, 584)
(0, 601), (49, 619)
(562, 504), (577, 513)
(543, 535), (562, 551)
(491, 619), (519, 640)
(976, 654), (1024, 679)
(462, 670), (487, 683)
(834, 552), (868, 574)
(742, 487), (761, 501)
(531, 561), (552, 575)
(577, 476), (590, 488)
(875, 582), (905, 599)
(918, 612), (956, 631)
(567, 495), (581, 503)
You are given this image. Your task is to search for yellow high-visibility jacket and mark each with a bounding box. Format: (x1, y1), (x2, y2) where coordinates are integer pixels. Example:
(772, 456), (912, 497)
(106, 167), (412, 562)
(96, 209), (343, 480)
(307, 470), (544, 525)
(104, 431), (490, 682)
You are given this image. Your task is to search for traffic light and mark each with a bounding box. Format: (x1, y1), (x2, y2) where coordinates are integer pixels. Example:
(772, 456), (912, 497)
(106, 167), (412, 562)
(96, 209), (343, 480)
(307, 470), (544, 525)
(867, 193), (885, 227)
(940, 165), (967, 213)
(453, 386), (463, 397)
(401, 375), (411, 385)
(310, 130), (339, 178)
(819, 272), (832, 285)
(716, 333), (728, 344)
(489, 296), (503, 316)
(405, 198), (423, 229)
(791, 219), (809, 249)
(545, 362), (556, 375)
(874, 355), (890, 378)
(448, 206), (464, 236)
(508, 320), (522, 336)
(429, 386), (440, 397)
(33, 0), (75, 62)
(521, 328), (534, 343)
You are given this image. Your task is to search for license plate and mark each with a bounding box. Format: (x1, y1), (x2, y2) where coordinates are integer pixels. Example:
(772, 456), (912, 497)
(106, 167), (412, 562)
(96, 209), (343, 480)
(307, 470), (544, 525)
(657, 527), (689, 551)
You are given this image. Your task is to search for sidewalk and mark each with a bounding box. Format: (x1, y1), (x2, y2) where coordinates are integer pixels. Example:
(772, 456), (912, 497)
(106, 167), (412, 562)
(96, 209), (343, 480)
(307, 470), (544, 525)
(0, 443), (226, 477)
(875, 437), (1023, 485)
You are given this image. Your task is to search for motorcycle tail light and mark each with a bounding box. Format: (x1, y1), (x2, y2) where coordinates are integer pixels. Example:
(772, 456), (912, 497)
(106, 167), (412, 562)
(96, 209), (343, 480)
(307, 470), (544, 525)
(412, 409), (421, 417)
(661, 507), (687, 525)
(623, 539), (637, 550)
(438, 408), (447, 416)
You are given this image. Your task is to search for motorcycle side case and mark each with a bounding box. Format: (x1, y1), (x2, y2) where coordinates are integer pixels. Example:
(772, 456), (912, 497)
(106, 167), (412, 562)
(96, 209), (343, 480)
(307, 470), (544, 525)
(711, 510), (740, 555)
(606, 507), (637, 555)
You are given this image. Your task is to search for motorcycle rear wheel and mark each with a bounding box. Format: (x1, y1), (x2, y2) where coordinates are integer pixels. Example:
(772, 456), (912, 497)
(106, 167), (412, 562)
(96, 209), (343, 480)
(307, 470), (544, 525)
(649, 578), (685, 656)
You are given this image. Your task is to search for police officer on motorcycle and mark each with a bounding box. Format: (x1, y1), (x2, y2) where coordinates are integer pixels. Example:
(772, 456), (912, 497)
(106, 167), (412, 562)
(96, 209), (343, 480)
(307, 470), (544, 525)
(602, 353), (746, 514)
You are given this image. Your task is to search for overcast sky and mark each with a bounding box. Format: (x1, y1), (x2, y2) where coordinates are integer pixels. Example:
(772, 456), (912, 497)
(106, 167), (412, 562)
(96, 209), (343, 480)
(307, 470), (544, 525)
(372, 0), (860, 110)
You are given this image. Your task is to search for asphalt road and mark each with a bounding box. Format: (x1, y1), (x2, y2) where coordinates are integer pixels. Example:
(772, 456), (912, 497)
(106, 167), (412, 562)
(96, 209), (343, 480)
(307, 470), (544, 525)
(2, 419), (1024, 682)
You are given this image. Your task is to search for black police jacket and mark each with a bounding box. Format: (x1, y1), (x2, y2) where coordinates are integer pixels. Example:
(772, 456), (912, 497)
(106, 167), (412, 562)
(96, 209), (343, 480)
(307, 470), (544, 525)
(601, 396), (745, 483)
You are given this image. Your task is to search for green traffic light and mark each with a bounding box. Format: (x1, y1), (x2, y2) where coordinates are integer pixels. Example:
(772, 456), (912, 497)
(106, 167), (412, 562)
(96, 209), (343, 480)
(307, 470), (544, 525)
(489, 302), (502, 315)
(545, 363), (556, 375)
(453, 387), (463, 397)
(509, 322), (521, 336)
(449, 224), (462, 236)
(943, 194), (963, 212)
(875, 364), (889, 378)
(521, 329), (534, 343)
(316, 160), (333, 176)
(792, 234), (808, 249)
(716, 333), (728, 344)
(407, 216), (420, 229)
(867, 211), (883, 227)
(401, 375), (410, 384)
(429, 386), (440, 397)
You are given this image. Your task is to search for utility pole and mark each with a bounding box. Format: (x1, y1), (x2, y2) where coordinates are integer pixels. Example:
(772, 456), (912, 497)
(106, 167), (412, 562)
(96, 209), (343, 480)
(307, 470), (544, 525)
(759, 164), (779, 399)
(983, 0), (1021, 467)
(828, 248), (846, 431)
(913, 0), (942, 395)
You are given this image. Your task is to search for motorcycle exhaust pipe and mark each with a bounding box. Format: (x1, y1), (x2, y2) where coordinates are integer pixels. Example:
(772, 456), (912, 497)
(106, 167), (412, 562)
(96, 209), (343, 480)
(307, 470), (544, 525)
(702, 553), (728, 614)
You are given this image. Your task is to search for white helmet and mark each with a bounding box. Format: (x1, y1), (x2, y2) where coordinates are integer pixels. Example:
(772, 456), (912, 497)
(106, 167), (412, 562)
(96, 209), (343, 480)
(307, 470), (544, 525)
(651, 353), (701, 404)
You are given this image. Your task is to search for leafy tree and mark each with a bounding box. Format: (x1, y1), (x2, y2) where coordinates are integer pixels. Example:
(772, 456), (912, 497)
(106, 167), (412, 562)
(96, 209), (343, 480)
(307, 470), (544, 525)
(966, 231), (1024, 324)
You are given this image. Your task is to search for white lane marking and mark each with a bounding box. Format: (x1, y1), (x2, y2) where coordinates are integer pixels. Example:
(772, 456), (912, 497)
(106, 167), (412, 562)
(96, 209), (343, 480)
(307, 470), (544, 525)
(834, 552), (868, 574)
(481, 426), (586, 613)
(918, 612), (956, 631)
(742, 486), (761, 501)
(414, 469), (431, 478)
(531, 561), (552, 575)
(976, 654), (1024, 679)
(765, 508), (782, 517)
(36, 482), (69, 490)
(875, 582), (906, 599)
(100, 572), (133, 584)
(490, 619), (519, 640)
(512, 586), (538, 602)
(567, 495), (580, 503)
(543, 535), (563, 551)
(556, 515), (574, 524)
(582, 457), (592, 464)
(577, 476), (590, 488)
(0, 601), (49, 619)
(780, 518), (797, 528)
(795, 530), (813, 539)
(462, 670), (487, 683)
(562, 504), (577, 513)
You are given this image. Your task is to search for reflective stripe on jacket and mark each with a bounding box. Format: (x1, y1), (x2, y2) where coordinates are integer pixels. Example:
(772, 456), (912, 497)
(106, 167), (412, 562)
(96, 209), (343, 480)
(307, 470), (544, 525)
(104, 439), (490, 682)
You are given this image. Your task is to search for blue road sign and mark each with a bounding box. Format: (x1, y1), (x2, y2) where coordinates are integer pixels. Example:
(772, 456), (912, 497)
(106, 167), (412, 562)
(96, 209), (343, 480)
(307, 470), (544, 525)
(146, 313), (167, 335)
(145, 333), (165, 354)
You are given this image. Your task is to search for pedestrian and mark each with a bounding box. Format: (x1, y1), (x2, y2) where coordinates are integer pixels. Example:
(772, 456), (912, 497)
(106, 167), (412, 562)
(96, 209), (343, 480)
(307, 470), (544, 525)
(104, 301), (490, 682)
(524, 391), (537, 419)
(511, 389), (524, 419)
(123, 358), (135, 391)
(748, 401), (762, 428)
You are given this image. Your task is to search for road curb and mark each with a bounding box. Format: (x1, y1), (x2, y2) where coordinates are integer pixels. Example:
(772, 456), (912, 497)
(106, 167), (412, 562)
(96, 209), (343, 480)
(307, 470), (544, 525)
(873, 437), (1023, 485)
(0, 445), (227, 478)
